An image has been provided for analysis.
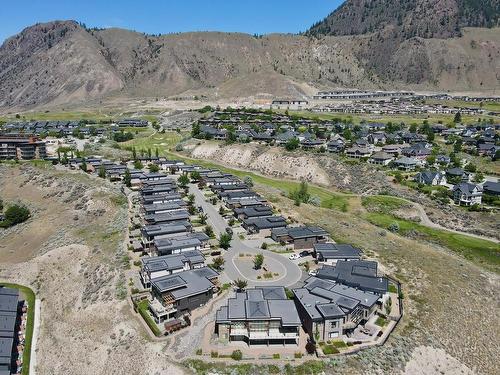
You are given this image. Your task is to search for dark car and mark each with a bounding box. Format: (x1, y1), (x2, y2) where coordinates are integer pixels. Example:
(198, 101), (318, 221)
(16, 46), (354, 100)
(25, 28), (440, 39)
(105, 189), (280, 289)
(299, 250), (310, 258)
(225, 227), (233, 236)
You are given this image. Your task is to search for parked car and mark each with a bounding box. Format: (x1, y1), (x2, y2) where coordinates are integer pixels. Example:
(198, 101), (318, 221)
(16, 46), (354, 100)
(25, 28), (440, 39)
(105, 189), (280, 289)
(308, 270), (318, 276)
(299, 250), (310, 258)
(289, 253), (300, 260)
(225, 227), (233, 236)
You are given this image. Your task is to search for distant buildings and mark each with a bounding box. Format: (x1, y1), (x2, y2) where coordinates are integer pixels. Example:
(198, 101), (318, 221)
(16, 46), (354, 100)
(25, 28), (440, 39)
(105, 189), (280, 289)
(0, 136), (47, 160)
(271, 99), (309, 111)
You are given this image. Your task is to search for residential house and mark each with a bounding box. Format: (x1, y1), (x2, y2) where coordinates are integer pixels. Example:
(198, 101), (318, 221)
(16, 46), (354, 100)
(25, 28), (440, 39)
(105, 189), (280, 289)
(369, 151), (393, 166)
(233, 205), (273, 220)
(313, 243), (362, 265)
(0, 136), (47, 160)
(149, 267), (219, 323)
(140, 222), (192, 249)
(215, 287), (301, 346)
(483, 181), (500, 196)
(153, 233), (210, 256)
(394, 157), (418, 171)
(452, 183), (483, 206)
(414, 171), (447, 186)
(270, 226), (329, 250)
(242, 216), (287, 236)
(345, 146), (372, 159)
(140, 250), (206, 287)
(293, 276), (384, 341)
(446, 168), (470, 183)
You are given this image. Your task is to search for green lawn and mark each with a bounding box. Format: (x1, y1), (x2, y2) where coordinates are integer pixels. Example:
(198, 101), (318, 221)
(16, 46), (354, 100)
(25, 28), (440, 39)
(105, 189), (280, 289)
(137, 299), (161, 337)
(365, 212), (500, 273)
(361, 195), (409, 214)
(124, 131), (185, 156)
(0, 283), (35, 375)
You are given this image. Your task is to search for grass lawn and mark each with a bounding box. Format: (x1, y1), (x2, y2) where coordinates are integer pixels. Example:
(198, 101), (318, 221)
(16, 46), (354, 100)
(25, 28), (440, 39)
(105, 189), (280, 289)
(319, 342), (339, 355)
(375, 316), (388, 327)
(0, 283), (35, 375)
(124, 131), (185, 156)
(361, 195), (409, 214)
(137, 299), (161, 337)
(365, 212), (500, 273)
(1, 110), (115, 122)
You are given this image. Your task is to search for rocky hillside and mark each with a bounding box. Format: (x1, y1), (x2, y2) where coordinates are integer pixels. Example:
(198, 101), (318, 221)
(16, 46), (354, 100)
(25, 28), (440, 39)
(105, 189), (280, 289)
(0, 1), (499, 110)
(307, 0), (500, 38)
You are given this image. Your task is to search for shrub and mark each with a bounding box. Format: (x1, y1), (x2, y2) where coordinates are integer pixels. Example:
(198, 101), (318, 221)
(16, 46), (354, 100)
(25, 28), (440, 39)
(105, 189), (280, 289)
(195, 348), (202, 355)
(272, 353), (280, 359)
(1, 204), (31, 227)
(294, 352), (303, 359)
(305, 341), (316, 354)
(231, 350), (243, 361)
(260, 242), (268, 250)
(210, 351), (218, 358)
(388, 222), (400, 233)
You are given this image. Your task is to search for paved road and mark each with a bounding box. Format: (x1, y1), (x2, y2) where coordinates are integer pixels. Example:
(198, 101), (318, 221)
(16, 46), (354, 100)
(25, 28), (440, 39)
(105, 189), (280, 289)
(190, 184), (302, 287)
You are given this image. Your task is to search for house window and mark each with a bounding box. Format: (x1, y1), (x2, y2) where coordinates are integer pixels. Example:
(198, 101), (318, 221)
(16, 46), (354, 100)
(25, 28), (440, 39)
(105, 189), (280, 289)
(329, 332), (339, 338)
(330, 321), (337, 329)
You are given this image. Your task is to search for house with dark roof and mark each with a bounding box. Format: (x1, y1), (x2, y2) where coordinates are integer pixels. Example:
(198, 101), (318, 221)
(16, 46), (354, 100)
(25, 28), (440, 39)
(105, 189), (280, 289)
(143, 210), (191, 225)
(242, 216), (287, 236)
(140, 250), (205, 287)
(453, 183), (482, 206)
(149, 267), (219, 323)
(313, 243), (362, 265)
(483, 181), (500, 196)
(446, 168), (470, 182)
(270, 226), (329, 250)
(293, 276), (385, 341)
(414, 171), (447, 186)
(345, 146), (372, 159)
(316, 260), (389, 295)
(0, 287), (20, 374)
(233, 205), (273, 220)
(140, 222), (192, 249)
(153, 233), (210, 256)
(394, 156), (419, 171)
(369, 151), (393, 166)
(215, 287), (301, 346)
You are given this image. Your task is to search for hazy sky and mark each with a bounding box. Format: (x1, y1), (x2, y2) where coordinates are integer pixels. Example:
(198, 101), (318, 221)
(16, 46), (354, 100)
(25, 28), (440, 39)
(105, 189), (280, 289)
(1, 0), (343, 42)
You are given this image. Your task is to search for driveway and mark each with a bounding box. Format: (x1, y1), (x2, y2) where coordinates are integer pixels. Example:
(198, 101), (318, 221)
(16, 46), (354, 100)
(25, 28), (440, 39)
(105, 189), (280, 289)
(190, 184), (302, 287)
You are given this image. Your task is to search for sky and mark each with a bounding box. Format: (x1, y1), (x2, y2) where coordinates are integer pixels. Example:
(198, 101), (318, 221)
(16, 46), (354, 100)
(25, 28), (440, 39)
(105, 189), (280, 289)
(0, 0), (343, 43)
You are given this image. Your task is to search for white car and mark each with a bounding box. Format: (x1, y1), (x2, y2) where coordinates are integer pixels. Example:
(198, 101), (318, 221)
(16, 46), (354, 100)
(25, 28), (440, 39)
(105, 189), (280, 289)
(308, 270), (318, 276)
(289, 253), (300, 260)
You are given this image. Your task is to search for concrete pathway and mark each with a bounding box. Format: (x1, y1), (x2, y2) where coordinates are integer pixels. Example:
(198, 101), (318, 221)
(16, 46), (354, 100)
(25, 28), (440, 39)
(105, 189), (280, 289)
(190, 184), (302, 287)
(29, 299), (41, 375)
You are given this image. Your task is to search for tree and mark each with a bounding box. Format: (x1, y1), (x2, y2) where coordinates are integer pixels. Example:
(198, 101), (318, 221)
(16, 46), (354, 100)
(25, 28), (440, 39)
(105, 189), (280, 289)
(187, 194), (195, 205)
(393, 171), (403, 184)
(132, 147), (137, 160)
(178, 173), (190, 187)
(0, 198), (3, 212)
(155, 147), (159, 158)
(218, 233), (232, 250)
(453, 111), (462, 123)
(212, 256), (225, 271)
(234, 279), (247, 292)
(285, 138), (300, 151)
(453, 139), (463, 153)
(473, 172), (484, 183)
(80, 160), (87, 172)
(243, 176), (254, 187)
(253, 253), (264, 269)
(98, 165), (106, 179)
(426, 131), (435, 142)
(147, 148), (152, 158)
(149, 164), (159, 173)
(133, 160), (143, 170)
(190, 171), (201, 182)
(199, 213), (208, 225)
(204, 225), (214, 238)
(409, 123), (418, 133)
(2, 204), (30, 227)
(191, 123), (201, 138)
(464, 163), (476, 173)
(122, 169), (132, 188)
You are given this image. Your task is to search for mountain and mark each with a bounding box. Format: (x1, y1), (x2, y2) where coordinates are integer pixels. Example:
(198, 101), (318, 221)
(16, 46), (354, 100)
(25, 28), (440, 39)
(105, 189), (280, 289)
(0, 1), (499, 111)
(308, 0), (500, 38)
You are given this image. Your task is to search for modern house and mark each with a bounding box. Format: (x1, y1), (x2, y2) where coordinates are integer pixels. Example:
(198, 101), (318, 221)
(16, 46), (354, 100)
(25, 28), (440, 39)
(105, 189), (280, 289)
(0, 287), (20, 374)
(143, 210), (191, 225)
(345, 146), (372, 159)
(452, 183), (483, 206)
(152, 233), (210, 256)
(414, 171), (447, 186)
(313, 243), (362, 265)
(140, 250), (206, 287)
(140, 222), (192, 250)
(270, 226), (329, 250)
(316, 260), (389, 295)
(293, 276), (384, 341)
(242, 216), (287, 236)
(233, 205), (273, 220)
(483, 181), (500, 196)
(149, 267), (219, 323)
(271, 99), (309, 111)
(215, 287), (301, 346)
